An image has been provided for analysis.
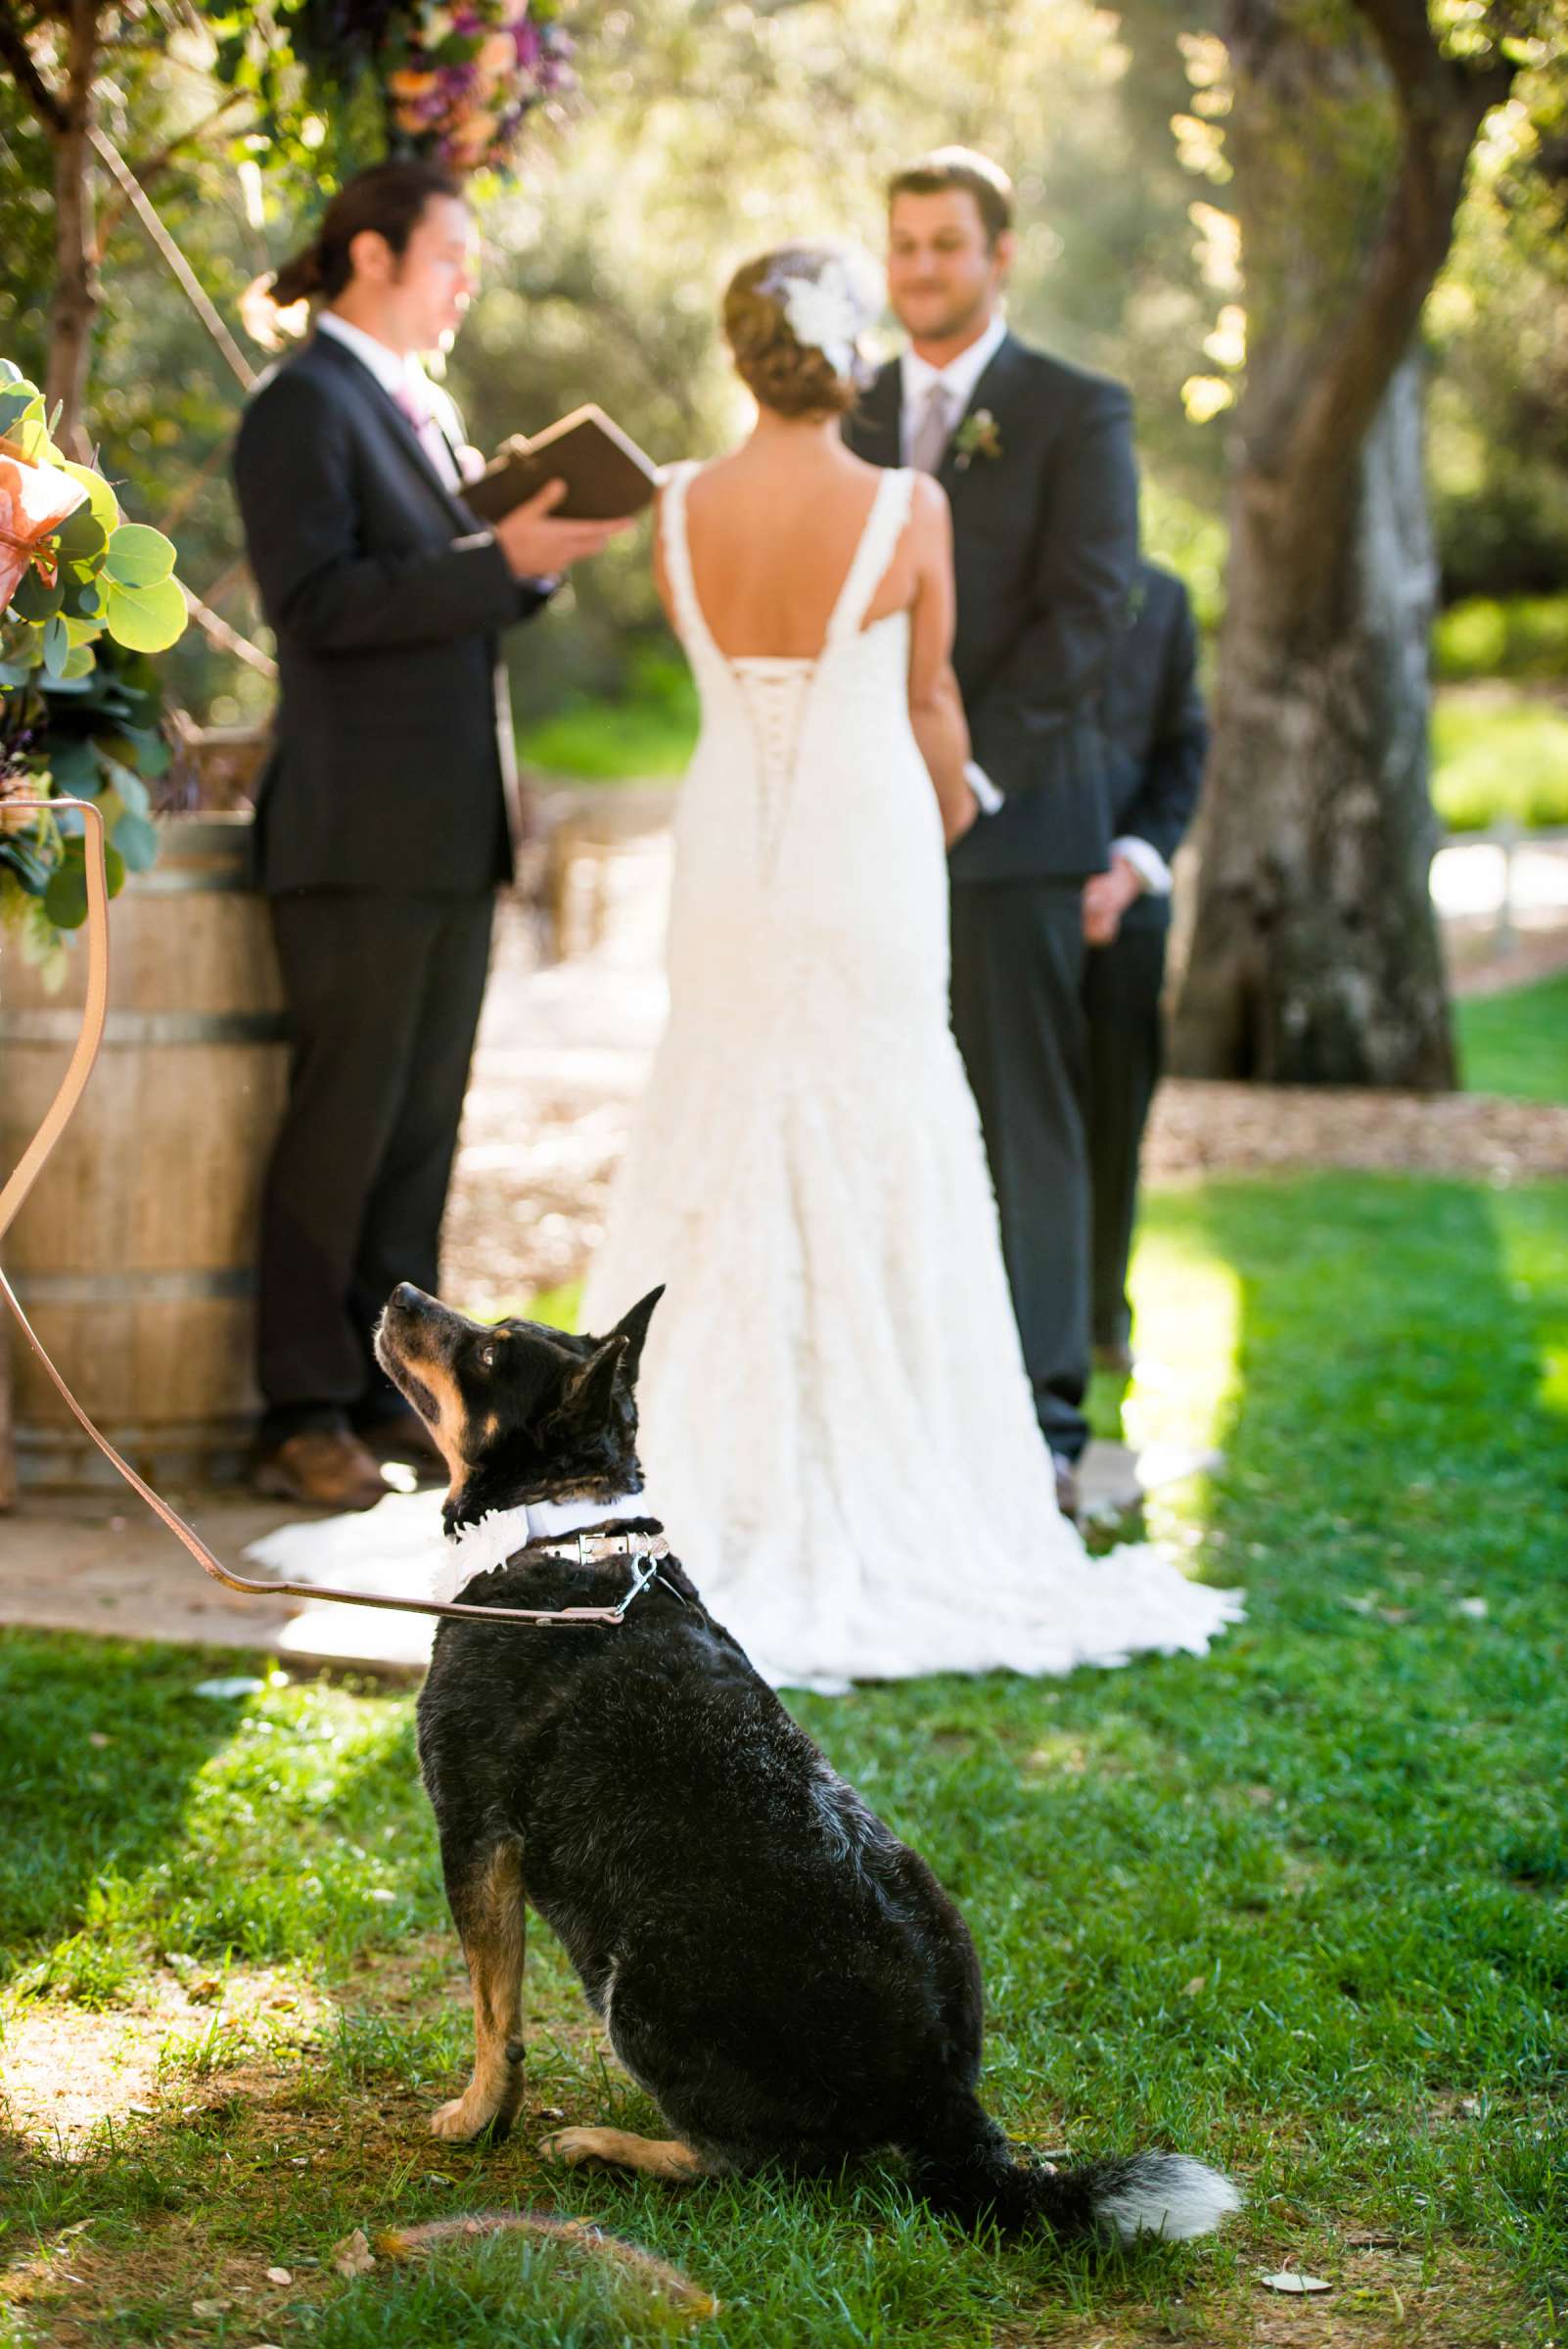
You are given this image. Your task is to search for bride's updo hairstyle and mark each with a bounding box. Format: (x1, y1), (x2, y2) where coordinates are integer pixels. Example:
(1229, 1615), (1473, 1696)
(722, 242), (882, 420)
(242, 160), (464, 348)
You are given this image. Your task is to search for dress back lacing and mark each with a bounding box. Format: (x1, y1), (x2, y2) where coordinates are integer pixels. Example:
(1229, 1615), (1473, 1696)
(662, 463), (916, 883)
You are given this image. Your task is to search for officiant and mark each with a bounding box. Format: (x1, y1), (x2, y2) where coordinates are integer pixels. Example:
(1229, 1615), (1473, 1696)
(233, 159), (634, 1512)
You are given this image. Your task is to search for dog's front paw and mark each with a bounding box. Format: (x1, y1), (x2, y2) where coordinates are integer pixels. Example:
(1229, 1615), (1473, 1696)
(431, 2094), (500, 2143)
(538, 2126), (607, 2167)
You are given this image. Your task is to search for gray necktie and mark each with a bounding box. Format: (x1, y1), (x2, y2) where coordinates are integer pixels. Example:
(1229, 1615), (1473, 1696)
(909, 381), (950, 475)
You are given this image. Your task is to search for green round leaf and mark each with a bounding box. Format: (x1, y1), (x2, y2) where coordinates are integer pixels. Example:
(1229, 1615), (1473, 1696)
(60, 459), (120, 536)
(63, 576), (106, 622)
(103, 576), (187, 654)
(104, 523), (177, 589)
(43, 847), (89, 930)
(0, 385), (36, 437)
(41, 613), (70, 678)
(102, 759), (152, 817)
(10, 567), (65, 623)
(112, 811), (160, 873)
(60, 644), (98, 681)
(56, 505), (108, 567)
(47, 740), (99, 791)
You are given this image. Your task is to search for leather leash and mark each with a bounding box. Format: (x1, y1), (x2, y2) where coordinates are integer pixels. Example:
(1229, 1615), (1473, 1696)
(0, 797), (644, 1632)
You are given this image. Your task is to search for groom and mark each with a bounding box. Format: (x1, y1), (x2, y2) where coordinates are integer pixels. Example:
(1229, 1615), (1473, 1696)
(847, 148), (1141, 1514)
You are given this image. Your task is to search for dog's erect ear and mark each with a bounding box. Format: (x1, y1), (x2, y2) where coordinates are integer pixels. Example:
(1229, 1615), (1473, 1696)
(608, 1285), (664, 1378)
(558, 1332), (628, 1427)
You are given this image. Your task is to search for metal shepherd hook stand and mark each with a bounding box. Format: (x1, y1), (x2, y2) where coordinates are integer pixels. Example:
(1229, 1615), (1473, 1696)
(0, 800), (637, 1632)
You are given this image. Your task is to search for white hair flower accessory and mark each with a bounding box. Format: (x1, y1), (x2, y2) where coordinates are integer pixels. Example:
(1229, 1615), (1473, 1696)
(761, 249), (882, 385)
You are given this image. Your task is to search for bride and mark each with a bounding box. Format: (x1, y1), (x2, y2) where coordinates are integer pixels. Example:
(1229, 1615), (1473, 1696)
(577, 243), (1241, 1690)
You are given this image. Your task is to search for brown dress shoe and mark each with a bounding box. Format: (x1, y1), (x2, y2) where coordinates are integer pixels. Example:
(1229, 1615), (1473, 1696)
(254, 1429), (389, 1511)
(357, 1407), (447, 1480)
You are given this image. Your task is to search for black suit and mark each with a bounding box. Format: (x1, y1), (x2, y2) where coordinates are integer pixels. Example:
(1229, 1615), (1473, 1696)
(233, 329), (550, 1441)
(1084, 562), (1206, 1351)
(846, 332), (1139, 1462)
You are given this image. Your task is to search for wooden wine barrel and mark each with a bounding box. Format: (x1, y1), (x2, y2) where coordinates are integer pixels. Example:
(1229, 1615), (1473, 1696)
(0, 812), (288, 1492)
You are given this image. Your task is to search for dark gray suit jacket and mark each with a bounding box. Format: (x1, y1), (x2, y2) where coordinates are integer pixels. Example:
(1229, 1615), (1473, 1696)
(1100, 559), (1207, 934)
(233, 331), (549, 896)
(845, 332), (1138, 884)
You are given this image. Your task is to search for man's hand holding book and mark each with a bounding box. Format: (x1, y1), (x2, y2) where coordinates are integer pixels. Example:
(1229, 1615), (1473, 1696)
(473, 404), (663, 580)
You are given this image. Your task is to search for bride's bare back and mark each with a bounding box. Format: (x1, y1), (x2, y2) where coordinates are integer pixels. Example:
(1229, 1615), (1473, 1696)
(669, 440), (920, 658)
(653, 428), (975, 841)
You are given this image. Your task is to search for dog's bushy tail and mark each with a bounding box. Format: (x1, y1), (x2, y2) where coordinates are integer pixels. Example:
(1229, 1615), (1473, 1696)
(911, 2106), (1239, 2244)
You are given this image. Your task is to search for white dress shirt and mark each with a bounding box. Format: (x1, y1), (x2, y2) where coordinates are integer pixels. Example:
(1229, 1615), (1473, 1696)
(315, 311), (466, 491)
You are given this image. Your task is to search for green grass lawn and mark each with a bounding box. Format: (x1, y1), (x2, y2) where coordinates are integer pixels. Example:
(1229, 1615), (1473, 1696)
(1458, 970), (1568, 1106)
(3, 1172), (1566, 2347)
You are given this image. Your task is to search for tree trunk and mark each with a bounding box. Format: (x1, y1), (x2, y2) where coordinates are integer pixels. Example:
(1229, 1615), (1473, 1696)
(45, 0), (102, 456)
(1170, 0), (1509, 1090)
(1175, 354), (1453, 1085)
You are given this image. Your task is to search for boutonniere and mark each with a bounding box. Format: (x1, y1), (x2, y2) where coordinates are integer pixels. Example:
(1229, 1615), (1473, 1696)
(952, 409), (1003, 471)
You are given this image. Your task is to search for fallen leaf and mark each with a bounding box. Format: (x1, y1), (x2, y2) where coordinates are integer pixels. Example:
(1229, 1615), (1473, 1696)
(537, 2105), (565, 2124)
(87, 1731), (112, 1748)
(191, 2298), (232, 2318)
(1260, 2271), (1331, 2294)
(1457, 1595), (1488, 1620)
(55, 2220), (95, 2239)
(332, 2229), (376, 2279)
(265, 2266), (293, 2284)
(1182, 1975), (1207, 1997)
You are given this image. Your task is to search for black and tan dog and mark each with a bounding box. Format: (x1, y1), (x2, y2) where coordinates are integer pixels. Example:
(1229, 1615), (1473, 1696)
(375, 1280), (1239, 2242)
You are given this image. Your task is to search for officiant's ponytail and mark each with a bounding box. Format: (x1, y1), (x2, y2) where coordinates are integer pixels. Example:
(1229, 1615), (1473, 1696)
(243, 161), (464, 347)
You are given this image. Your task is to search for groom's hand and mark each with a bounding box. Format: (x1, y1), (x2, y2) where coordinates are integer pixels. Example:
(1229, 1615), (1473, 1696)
(493, 480), (636, 578)
(1082, 853), (1143, 947)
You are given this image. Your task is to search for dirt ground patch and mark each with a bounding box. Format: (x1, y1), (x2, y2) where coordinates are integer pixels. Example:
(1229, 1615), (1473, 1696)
(0, 1965), (329, 2157)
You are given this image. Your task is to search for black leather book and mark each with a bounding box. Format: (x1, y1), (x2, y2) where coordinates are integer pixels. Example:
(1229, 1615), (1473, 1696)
(464, 404), (663, 523)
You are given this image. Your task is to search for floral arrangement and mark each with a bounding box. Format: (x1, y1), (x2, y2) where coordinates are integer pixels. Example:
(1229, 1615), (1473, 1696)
(385, 0), (574, 174)
(0, 360), (185, 981)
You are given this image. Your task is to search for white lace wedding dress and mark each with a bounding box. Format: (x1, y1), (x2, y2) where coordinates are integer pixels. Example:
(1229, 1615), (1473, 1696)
(578, 461), (1242, 1690)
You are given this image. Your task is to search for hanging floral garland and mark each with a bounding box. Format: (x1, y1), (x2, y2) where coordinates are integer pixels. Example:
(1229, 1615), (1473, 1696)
(383, 0), (574, 175)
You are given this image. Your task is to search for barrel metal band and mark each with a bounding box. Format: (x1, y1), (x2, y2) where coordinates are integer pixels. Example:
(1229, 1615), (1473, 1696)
(0, 1009), (288, 1046)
